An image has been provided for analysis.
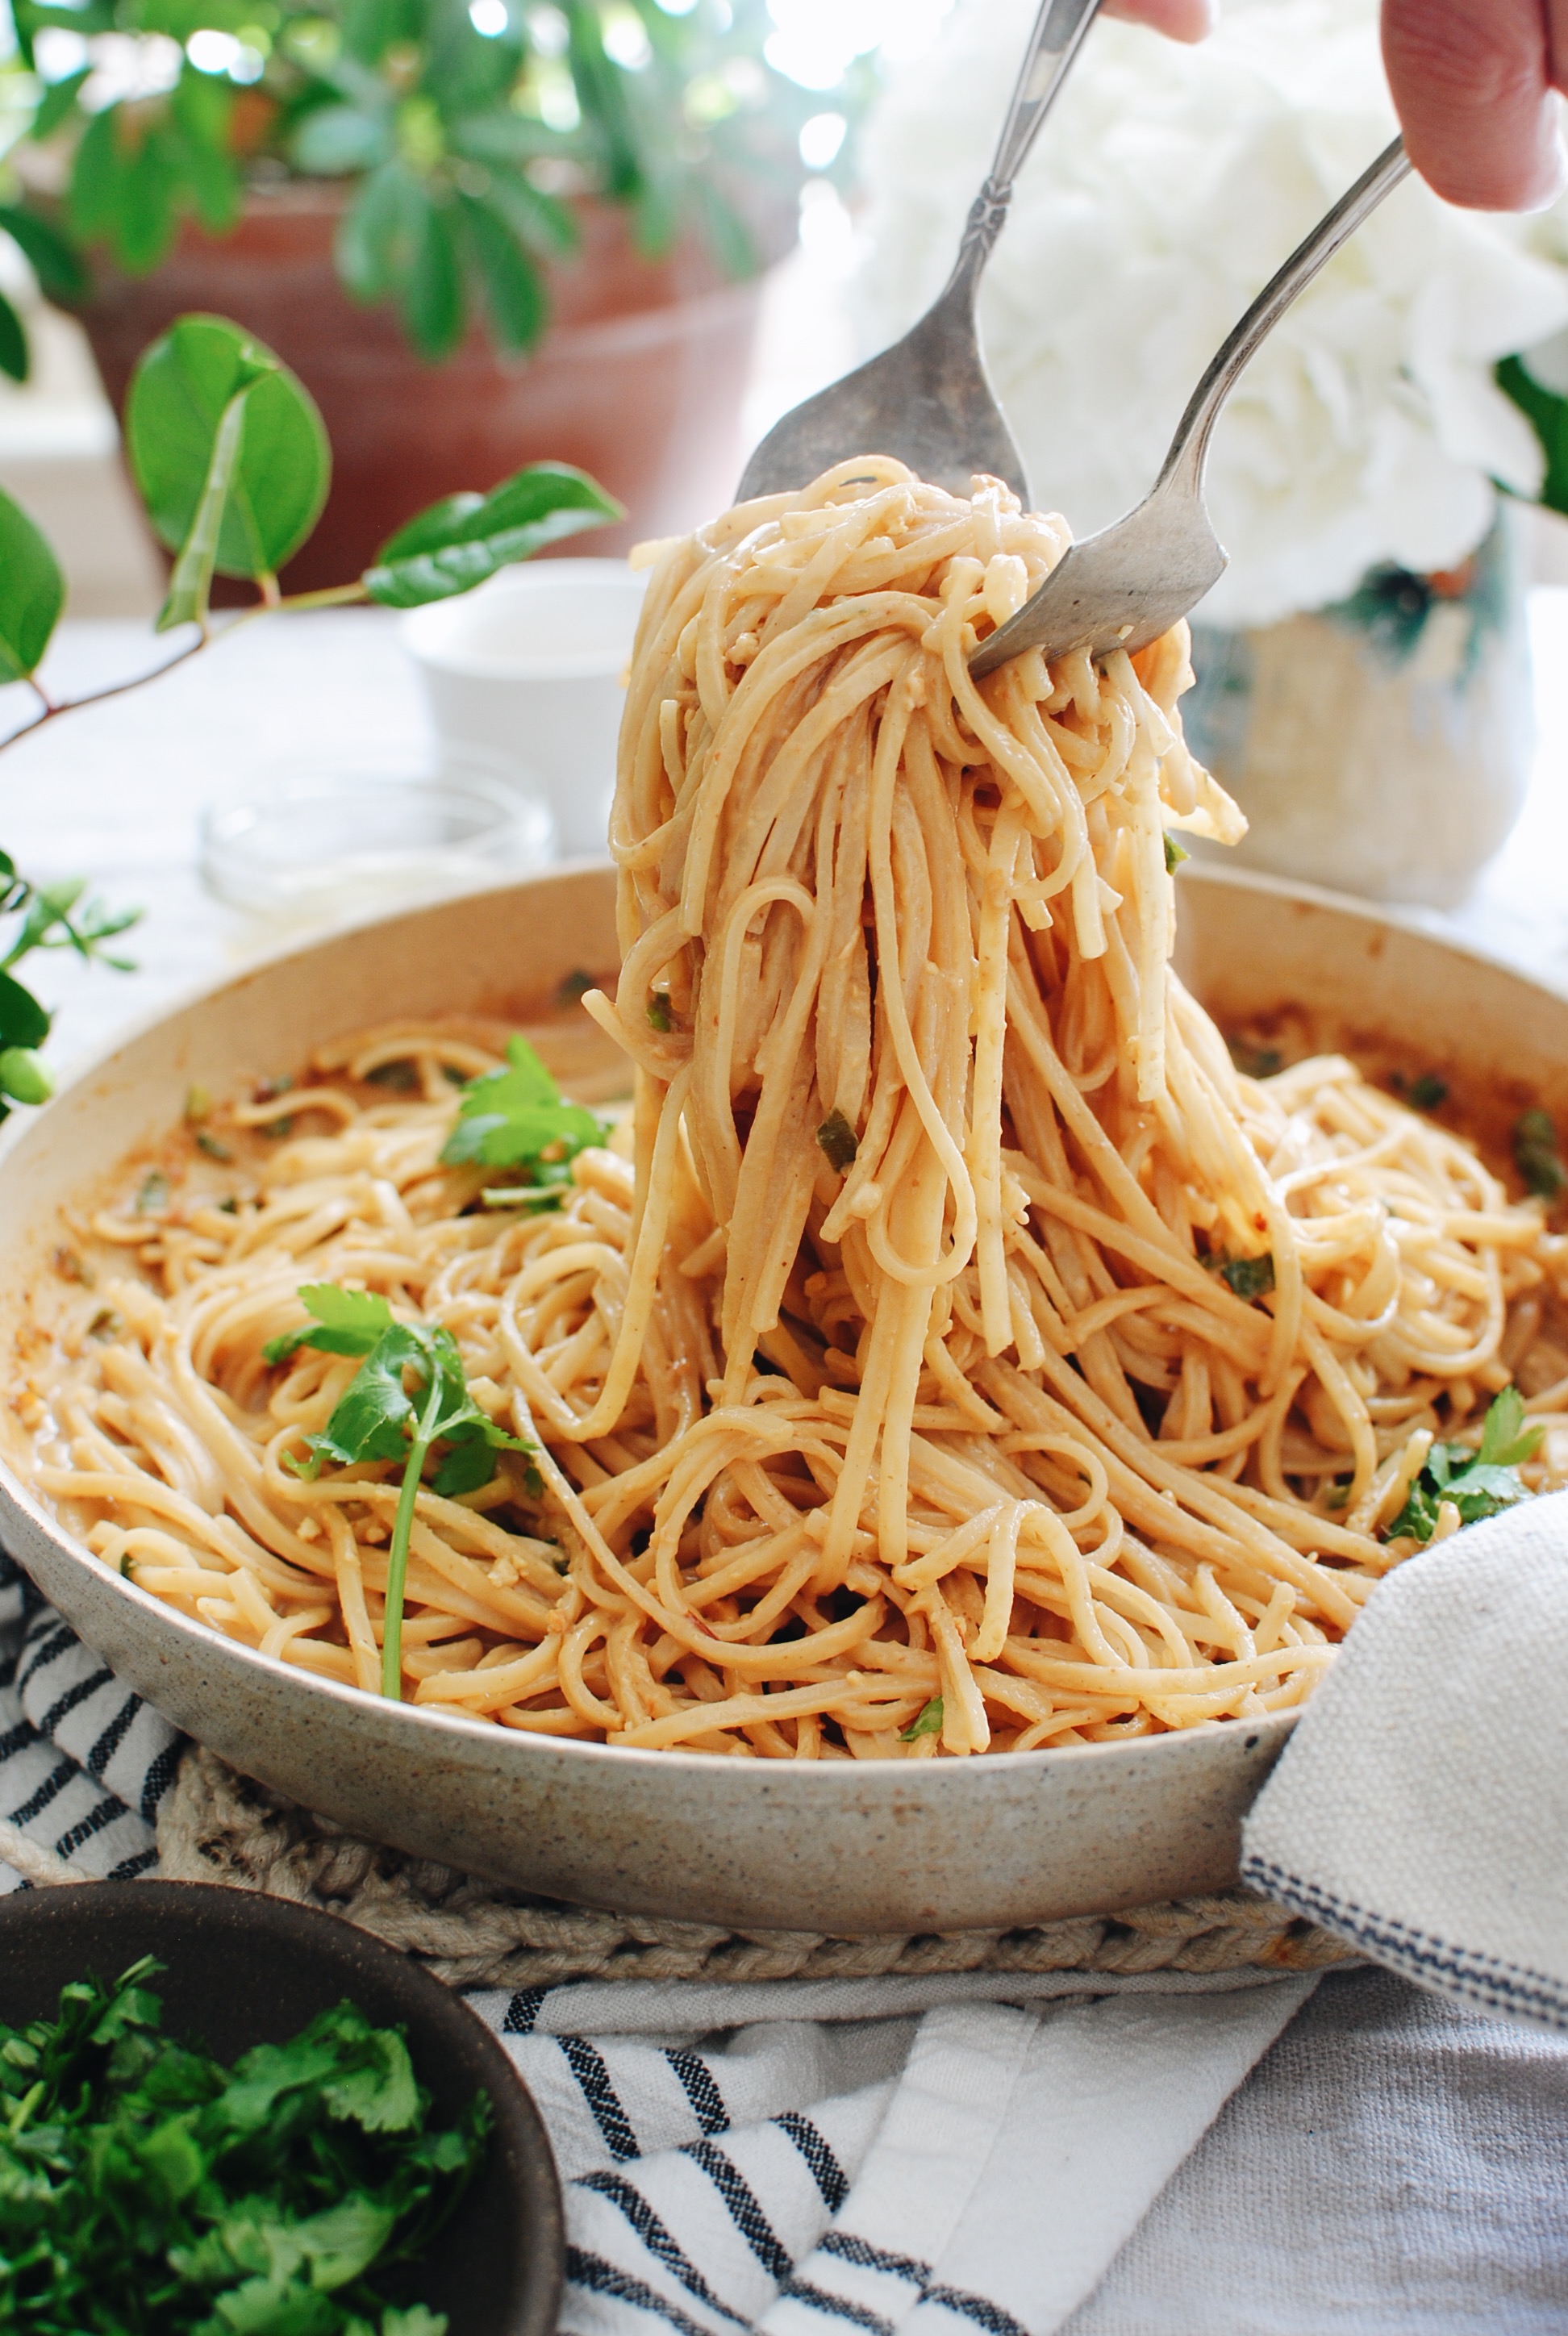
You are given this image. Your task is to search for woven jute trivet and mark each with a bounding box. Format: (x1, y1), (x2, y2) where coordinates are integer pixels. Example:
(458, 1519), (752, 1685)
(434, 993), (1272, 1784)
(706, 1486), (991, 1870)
(144, 1745), (1353, 1990)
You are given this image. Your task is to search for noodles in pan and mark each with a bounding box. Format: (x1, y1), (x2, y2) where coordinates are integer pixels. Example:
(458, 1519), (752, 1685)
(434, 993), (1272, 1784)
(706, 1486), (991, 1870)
(18, 461), (1568, 1755)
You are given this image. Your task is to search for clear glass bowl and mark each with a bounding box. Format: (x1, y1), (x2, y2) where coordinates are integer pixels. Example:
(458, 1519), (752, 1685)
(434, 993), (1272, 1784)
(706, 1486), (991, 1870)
(200, 749), (555, 925)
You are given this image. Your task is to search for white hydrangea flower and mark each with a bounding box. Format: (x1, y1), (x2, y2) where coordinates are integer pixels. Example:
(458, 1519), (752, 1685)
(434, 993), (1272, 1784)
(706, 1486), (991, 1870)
(857, 0), (1568, 628)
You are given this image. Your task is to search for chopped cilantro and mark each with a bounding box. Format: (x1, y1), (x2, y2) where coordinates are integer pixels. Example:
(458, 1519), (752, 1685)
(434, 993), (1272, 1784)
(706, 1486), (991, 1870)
(553, 968), (597, 1007)
(901, 1696), (944, 1742)
(646, 993), (672, 1032)
(0, 1957), (486, 2333)
(1163, 833), (1189, 874)
(1515, 1108), (1566, 1199)
(1227, 1039), (1282, 1081)
(194, 1128), (233, 1162)
(1220, 1251), (1275, 1300)
(1392, 1071), (1449, 1113)
(816, 1110), (858, 1173)
(136, 1170), (169, 1216)
(184, 1084), (211, 1124)
(440, 1037), (605, 1207)
(1386, 1386), (1542, 1544)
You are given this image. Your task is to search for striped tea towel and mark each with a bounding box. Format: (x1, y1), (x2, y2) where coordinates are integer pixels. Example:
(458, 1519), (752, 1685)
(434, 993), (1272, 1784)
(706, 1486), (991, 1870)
(468, 1970), (1312, 2336)
(1243, 1489), (1568, 2034)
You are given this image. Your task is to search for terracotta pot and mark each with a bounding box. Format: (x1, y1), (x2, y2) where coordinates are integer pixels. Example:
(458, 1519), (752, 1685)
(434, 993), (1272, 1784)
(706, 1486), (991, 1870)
(76, 184), (781, 590)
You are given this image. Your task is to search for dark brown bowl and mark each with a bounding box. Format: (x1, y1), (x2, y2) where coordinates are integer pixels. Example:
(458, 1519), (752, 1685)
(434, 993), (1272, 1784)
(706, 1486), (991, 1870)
(0, 1881), (564, 2334)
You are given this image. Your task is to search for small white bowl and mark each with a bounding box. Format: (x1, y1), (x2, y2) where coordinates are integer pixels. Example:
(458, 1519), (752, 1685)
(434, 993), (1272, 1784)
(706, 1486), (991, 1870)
(401, 561), (648, 860)
(200, 749), (555, 927)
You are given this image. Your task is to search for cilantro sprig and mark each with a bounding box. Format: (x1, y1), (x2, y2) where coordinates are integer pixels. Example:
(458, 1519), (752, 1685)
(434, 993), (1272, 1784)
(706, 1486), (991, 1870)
(265, 1286), (536, 1700)
(440, 1035), (606, 1211)
(1387, 1385), (1543, 1545)
(0, 1955), (486, 2334)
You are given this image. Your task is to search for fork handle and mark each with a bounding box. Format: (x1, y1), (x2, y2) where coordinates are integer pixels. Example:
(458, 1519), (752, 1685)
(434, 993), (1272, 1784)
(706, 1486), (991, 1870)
(949, 0), (1102, 296)
(1156, 136), (1412, 498)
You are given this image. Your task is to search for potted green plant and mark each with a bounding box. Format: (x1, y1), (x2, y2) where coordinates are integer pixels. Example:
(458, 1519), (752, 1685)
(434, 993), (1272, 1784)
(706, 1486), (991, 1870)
(0, 304), (620, 1105)
(0, 0), (811, 583)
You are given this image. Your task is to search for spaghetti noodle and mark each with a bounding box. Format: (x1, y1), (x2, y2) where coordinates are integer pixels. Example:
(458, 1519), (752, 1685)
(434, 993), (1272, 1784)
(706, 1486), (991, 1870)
(18, 462), (1568, 1756)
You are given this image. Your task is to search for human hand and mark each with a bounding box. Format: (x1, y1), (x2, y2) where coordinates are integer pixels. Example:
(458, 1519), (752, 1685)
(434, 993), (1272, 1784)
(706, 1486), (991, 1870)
(1103, 0), (1568, 211)
(1101, 0), (1216, 39)
(1382, 0), (1566, 209)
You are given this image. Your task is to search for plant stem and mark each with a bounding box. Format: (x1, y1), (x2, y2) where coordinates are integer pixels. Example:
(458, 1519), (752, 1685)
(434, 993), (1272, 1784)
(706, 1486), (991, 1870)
(277, 582), (370, 611)
(0, 634), (211, 757)
(0, 578), (370, 762)
(382, 1352), (447, 1700)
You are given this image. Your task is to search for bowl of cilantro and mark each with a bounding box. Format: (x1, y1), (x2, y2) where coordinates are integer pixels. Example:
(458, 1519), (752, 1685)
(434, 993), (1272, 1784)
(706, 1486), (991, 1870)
(0, 1880), (564, 2335)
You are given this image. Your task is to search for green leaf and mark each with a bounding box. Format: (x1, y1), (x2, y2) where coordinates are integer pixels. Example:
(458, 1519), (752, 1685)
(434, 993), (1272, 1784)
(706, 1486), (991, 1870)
(127, 314), (331, 582)
(68, 102), (122, 244)
(365, 461), (622, 607)
(0, 486), (64, 682)
(0, 1046), (53, 1105)
(155, 382), (251, 632)
(401, 190), (464, 361)
(1474, 1383), (1544, 1470)
(263, 1284), (396, 1366)
(0, 199), (90, 300)
(1514, 1107), (1566, 1199)
(0, 288), (27, 386)
(901, 1695), (943, 1742)
(469, 165), (576, 259)
(1163, 832), (1188, 874)
(1499, 354), (1568, 519)
(311, 1324), (429, 1466)
(456, 190), (545, 355)
(319, 2021), (419, 2133)
(31, 64), (90, 140)
(1387, 1387), (1541, 1543)
(1220, 1251), (1275, 1301)
(336, 160), (421, 303)
(0, 974), (53, 1052)
(115, 130), (181, 275)
(816, 1109), (857, 1172)
(291, 102), (392, 177)
(440, 1032), (604, 1168)
(431, 1437), (498, 1498)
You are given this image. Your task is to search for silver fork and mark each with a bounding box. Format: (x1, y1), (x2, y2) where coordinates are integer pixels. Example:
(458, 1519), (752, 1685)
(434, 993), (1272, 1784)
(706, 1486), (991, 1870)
(970, 136), (1413, 677)
(735, 0), (1101, 506)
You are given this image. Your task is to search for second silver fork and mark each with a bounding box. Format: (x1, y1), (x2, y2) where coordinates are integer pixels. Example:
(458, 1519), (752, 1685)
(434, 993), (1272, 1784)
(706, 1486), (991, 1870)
(736, 0), (1101, 506)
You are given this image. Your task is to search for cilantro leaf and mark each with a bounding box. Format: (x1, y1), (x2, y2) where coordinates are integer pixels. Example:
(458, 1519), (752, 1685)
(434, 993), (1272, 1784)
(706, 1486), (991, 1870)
(272, 1289), (537, 1693)
(900, 1695), (944, 1742)
(432, 1437), (503, 1500)
(1515, 1108), (1566, 1199)
(263, 1285), (396, 1366)
(816, 1109), (858, 1173)
(1387, 1386), (1541, 1543)
(441, 1032), (604, 1176)
(1475, 1383), (1544, 1470)
(1220, 1251), (1275, 1300)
